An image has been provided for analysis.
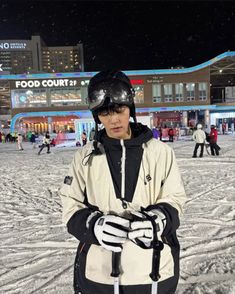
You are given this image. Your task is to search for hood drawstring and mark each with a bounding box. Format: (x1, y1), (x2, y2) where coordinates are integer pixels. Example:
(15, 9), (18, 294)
(82, 141), (103, 166)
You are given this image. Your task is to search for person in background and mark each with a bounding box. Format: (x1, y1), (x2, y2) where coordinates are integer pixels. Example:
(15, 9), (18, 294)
(209, 125), (220, 156)
(159, 126), (163, 141)
(81, 131), (87, 146)
(168, 127), (174, 142)
(222, 122), (226, 135)
(152, 126), (160, 140)
(60, 70), (186, 294)
(17, 133), (24, 151)
(1, 133), (6, 143)
(38, 131), (50, 155)
(89, 127), (96, 141)
(30, 132), (36, 149)
(192, 123), (206, 158)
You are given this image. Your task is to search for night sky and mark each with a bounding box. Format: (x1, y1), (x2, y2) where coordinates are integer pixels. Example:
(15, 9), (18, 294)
(1, 1), (235, 72)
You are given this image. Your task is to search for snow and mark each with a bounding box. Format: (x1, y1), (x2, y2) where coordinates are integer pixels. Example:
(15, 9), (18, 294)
(0, 135), (234, 294)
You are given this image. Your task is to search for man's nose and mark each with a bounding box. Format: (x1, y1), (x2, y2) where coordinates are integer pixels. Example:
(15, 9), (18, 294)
(109, 112), (120, 122)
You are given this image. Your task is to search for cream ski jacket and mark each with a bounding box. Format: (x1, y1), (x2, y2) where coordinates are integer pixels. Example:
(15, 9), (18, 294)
(192, 129), (206, 144)
(60, 125), (186, 286)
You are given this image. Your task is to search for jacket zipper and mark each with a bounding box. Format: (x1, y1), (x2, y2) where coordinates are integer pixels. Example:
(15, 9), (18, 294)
(120, 139), (127, 209)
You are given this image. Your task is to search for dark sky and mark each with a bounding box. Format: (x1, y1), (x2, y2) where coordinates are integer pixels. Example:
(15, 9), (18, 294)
(1, 1), (235, 72)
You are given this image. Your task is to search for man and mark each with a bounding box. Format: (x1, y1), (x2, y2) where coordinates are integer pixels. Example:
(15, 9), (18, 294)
(209, 125), (220, 156)
(60, 71), (186, 294)
(192, 123), (206, 158)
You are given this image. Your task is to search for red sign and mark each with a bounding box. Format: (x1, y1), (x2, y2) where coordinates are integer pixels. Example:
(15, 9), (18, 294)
(131, 79), (144, 85)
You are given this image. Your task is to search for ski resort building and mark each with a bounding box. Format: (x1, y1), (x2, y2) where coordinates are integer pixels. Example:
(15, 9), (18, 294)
(0, 51), (235, 135)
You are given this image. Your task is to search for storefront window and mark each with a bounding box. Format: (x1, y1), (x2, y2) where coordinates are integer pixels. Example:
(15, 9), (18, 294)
(175, 83), (184, 101)
(133, 85), (144, 103)
(50, 87), (84, 106)
(186, 83), (195, 101)
(164, 84), (173, 102)
(152, 84), (161, 103)
(199, 82), (207, 100)
(11, 89), (47, 108)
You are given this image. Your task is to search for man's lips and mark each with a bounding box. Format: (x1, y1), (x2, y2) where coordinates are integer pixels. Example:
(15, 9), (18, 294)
(111, 127), (122, 132)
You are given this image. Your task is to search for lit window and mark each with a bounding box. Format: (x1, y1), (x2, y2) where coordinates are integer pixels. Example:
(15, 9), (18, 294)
(152, 84), (162, 103)
(186, 83), (195, 101)
(175, 83), (184, 102)
(199, 82), (207, 100)
(163, 84), (173, 102)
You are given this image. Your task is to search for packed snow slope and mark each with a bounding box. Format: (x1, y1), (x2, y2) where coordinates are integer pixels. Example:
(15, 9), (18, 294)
(0, 135), (234, 294)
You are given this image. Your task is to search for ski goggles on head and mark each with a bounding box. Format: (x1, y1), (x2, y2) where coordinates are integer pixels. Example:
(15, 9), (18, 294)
(88, 79), (135, 111)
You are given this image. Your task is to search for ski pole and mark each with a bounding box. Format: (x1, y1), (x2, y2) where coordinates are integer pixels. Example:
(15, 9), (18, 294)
(150, 240), (164, 294)
(140, 208), (164, 294)
(110, 251), (121, 294)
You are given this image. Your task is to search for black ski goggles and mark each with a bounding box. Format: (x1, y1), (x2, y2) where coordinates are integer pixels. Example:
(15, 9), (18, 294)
(88, 80), (135, 111)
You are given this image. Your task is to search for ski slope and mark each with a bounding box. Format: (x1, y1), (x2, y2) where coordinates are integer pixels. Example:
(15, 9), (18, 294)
(0, 135), (234, 294)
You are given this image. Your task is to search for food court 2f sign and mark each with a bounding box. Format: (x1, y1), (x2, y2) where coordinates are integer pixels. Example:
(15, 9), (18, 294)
(14, 79), (78, 89)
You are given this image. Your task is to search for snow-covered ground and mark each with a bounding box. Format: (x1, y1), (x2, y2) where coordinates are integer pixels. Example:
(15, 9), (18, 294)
(0, 135), (234, 294)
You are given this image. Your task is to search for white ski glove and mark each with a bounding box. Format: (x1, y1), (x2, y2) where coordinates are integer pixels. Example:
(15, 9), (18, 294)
(128, 209), (166, 249)
(94, 215), (130, 252)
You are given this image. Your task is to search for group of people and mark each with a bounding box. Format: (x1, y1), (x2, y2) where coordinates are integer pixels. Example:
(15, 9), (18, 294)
(152, 126), (175, 142)
(192, 124), (220, 158)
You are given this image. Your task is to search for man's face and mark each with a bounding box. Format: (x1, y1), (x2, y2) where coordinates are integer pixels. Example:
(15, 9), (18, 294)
(98, 105), (131, 140)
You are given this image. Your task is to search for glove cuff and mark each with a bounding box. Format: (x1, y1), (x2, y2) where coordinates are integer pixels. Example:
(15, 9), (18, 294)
(86, 210), (103, 229)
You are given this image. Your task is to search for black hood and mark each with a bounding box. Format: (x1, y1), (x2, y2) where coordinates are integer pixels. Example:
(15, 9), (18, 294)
(97, 122), (153, 149)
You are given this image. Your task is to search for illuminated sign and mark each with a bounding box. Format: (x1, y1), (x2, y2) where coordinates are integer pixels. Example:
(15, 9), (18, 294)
(0, 40), (30, 51)
(131, 79), (144, 85)
(13, 78), (78, 89)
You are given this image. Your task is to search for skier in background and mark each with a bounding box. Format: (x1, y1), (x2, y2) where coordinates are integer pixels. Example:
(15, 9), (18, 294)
(152, 126), (160, 140)
(30, 132), (36, 149)
(81, 131), (87, 146)
(38, 132), (50, 155)
(17, 133), (24, 151)
(168, 127), (174, 142)
(60, 71), (186, 294)
(209, 125), (220, 156)
(89, 127), (96, 141)
(192, 123), (206, 158)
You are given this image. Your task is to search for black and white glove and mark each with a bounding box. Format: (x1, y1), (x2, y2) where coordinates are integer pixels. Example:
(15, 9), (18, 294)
(94, 214), (130, 252)
(128, 209), (166, 249)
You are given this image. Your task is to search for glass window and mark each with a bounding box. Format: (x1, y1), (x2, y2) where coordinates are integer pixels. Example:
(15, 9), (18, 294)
(11, 89), (47, 108)
(175, 83), (184, 101)
(50, 88), (85, 106)
(199, 82), (207, 100)
(152, 84), (161, 103)
(133, 85), (144, 103)
(186, 83), (195, 101)
(164, 84), (173, 102)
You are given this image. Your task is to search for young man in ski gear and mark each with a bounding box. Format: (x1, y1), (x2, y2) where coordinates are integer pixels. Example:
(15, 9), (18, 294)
(209, 125), (220, 156)
(192, 123), (206, 158)
(60, 70), (187, 294)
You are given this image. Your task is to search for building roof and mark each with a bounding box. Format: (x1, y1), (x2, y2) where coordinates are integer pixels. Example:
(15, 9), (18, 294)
(1, 51), (235, 80)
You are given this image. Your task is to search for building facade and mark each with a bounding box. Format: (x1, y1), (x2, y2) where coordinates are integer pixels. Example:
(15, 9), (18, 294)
(0, 52), (235, 134)
(0, 35), (84, 74)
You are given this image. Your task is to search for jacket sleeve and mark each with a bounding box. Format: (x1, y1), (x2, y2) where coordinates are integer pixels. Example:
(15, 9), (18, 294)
(60, 151), (100, 244)
(148, 146), (186, 236)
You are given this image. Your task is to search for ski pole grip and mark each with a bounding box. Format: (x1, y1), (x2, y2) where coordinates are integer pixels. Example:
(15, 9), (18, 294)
(150, 241), (164, 282)
(111, 251), (121, 277)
